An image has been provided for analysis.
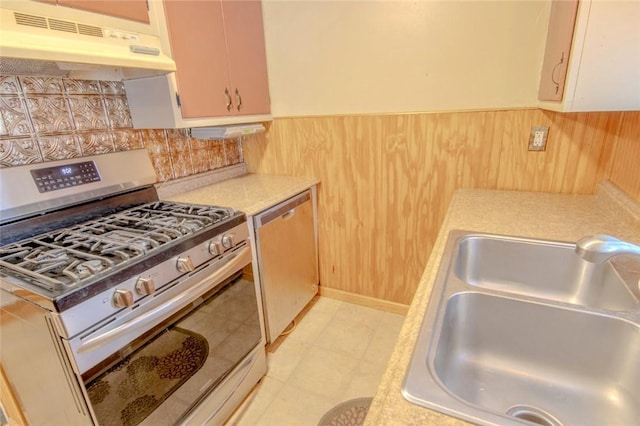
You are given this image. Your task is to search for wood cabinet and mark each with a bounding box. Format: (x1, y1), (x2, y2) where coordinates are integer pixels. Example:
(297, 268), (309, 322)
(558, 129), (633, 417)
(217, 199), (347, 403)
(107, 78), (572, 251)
(124, 0), (271, 129)
(538, 0), (640, 112)
(538, 0), (578, 102)
(35, 0), (150, 23)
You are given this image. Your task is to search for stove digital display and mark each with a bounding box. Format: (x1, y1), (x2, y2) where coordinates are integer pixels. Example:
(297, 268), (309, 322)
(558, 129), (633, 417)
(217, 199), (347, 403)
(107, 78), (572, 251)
(30, 161), (101, 193)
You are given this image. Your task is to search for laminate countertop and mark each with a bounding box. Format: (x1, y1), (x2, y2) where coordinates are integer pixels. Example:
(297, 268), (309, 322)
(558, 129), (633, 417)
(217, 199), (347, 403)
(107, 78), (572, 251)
(158, 172), (319, 216)
(365, 181), (640, 426)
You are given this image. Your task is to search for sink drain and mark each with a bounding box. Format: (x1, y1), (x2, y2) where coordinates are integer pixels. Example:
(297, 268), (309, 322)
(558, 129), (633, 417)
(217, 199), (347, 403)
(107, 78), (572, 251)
(506, 405), (563, 426)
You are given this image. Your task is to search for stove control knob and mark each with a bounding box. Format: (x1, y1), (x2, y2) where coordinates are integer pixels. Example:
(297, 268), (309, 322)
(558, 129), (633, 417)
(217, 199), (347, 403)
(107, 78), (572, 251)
(177, 256), (195, 273)
(221, 233), (234, 249)
(135, 277), (156, 295)
(113, 289), (134, 308)
(208, 240), (222, 255)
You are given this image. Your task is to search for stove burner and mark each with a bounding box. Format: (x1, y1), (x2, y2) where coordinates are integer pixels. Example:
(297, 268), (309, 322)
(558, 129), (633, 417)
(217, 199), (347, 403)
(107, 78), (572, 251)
(0, 201), (237, 293)
(66, 260), (106, 280)
(27, 248), (69, 269)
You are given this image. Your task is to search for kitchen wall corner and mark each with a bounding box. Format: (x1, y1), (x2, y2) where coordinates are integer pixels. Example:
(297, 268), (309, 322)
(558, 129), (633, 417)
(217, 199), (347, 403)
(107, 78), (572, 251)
(241, 109), (640, 305)
(0, 75), (243, 182)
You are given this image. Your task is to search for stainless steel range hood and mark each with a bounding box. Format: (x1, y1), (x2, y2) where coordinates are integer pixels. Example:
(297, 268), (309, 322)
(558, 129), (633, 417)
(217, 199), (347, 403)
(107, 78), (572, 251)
(0, 1), (176, 81)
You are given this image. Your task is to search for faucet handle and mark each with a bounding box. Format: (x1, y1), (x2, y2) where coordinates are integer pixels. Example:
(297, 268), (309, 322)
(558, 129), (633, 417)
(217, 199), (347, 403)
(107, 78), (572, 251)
(576, 234), (622, 251)
(576, 234), (640, 263)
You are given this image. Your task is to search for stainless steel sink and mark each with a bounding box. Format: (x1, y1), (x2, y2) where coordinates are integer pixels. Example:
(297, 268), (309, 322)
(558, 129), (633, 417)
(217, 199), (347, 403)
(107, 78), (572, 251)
(455, 234), (639, 311)
(403, 231), (640, 426)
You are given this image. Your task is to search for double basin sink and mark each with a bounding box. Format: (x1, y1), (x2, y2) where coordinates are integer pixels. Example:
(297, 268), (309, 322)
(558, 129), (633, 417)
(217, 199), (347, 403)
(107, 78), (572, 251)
(403, 231), (640, 426)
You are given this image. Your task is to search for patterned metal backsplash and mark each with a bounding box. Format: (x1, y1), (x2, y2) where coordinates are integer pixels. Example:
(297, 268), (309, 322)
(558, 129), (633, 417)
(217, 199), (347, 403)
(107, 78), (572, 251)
(0, 75), (242, 182)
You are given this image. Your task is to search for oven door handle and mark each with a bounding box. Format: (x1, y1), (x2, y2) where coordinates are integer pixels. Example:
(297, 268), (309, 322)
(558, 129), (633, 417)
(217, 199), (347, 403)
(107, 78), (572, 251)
(77, 245), (252, 354)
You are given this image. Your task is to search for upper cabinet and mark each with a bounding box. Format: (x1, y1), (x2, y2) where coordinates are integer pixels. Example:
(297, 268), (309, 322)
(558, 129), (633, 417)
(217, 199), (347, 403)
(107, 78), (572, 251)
(35, 0), (150, 23)
(538, 0), (640, 112)
(124, 0), (271, 129)
(537, 0), (578, 103)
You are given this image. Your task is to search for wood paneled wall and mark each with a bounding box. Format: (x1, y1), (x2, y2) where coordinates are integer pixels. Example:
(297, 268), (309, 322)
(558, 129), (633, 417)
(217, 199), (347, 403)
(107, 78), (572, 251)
(604, 112), (640, 200)
(243, 109), (640, 305)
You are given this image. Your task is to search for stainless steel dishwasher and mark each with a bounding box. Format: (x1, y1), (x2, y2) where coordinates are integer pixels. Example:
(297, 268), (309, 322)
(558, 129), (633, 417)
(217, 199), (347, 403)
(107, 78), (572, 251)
(254, 189), (319, 342)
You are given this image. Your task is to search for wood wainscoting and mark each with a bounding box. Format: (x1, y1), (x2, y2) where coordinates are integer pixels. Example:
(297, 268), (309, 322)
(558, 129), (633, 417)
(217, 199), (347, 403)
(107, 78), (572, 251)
(243, 109), (640, 305)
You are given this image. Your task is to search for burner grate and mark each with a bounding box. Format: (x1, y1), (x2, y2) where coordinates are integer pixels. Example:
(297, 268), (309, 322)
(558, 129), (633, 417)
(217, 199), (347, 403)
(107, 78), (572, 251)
(0, 202), (236, 292)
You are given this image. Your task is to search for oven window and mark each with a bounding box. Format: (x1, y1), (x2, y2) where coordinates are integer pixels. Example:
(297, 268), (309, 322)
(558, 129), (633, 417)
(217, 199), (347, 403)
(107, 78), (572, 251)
(85, 273), (262, 426)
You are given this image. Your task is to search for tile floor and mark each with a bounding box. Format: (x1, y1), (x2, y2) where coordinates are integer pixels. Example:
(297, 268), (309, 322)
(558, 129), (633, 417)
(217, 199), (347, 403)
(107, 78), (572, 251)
(226, 296), (406, 425)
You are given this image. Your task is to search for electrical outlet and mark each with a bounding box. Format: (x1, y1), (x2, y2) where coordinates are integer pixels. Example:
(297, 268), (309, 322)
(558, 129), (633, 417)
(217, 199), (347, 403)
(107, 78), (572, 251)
(529, 126), (549, 151)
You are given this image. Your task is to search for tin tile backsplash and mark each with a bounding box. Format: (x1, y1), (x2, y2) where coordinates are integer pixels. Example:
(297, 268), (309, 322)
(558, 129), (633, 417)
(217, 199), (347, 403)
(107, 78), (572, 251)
(0, 75), (242, 182)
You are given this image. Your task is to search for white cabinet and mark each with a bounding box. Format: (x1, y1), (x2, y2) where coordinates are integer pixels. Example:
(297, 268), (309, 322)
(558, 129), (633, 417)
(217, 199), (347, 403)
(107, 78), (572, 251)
(124, 0), (271, 129)
(538, 0), (640, 112)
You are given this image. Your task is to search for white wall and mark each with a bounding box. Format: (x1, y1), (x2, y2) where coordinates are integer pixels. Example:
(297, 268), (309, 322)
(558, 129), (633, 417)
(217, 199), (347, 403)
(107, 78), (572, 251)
(262, 0), (551, 117)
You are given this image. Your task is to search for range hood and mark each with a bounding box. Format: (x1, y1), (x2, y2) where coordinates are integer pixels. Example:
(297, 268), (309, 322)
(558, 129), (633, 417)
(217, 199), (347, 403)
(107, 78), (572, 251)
(0, 2), (176, 81)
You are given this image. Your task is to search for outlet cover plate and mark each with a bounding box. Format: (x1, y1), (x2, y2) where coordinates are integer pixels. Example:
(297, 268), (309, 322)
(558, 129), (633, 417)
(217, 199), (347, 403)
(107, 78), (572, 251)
(529, 126), (549, 151)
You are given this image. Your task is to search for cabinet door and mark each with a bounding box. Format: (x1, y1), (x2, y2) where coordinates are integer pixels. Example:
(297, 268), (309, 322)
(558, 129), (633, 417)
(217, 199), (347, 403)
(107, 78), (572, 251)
(56, 0), (150, 23)
(163, 0), (233, 118)
(223, 0), (270, 115)
(538, 0), (579, 101)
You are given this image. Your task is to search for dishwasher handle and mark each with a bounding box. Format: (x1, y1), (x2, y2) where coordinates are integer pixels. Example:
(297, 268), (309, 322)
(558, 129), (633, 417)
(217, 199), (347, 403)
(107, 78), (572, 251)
(255, 190), (311, 228)
(280, 209), (296, 221)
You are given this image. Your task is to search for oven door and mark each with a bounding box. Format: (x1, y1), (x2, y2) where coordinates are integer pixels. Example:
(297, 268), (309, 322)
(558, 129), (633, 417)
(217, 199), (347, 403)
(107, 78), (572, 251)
(68, 245), (253, 375)
(70, 244), (265, 426)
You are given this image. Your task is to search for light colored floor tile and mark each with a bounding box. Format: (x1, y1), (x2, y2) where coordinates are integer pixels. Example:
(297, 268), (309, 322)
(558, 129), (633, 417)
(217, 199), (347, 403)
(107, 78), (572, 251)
(379, 311), (408, 330)
(265, 338), (311, 382)
(307, 296), (343, 315)
(255, 383), (338, 426)
(224, 297), (406, 425)
(341, 360), (390, 401)
(228, 376), (286, 426)
(332, 302), (387, 327)
(313, 318), (375, 359)
(286, 346), (360, 398)
(362, 314), (405, 367)
(281, 308), (334, 346)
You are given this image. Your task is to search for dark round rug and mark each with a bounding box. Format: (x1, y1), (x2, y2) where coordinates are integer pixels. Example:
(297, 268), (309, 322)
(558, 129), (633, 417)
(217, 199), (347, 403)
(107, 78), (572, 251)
(318, 397), (373, 426)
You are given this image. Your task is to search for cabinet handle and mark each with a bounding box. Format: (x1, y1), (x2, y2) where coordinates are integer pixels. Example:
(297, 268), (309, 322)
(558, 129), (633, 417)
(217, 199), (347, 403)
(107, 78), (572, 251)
(225, 88), (233, 112)
(235, 88), (243, 111)
(551, 51), (565, 95)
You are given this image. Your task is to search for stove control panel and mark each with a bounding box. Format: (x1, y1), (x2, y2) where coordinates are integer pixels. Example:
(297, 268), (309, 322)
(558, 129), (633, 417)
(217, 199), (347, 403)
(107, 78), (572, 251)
(176, 256), (195, 273)
(30, 160), (101, 193)
(135, 277), (156, 295)
(113, 289), (134, 308)
(209, 232), (235, 255)
(222, 233), (234, 249)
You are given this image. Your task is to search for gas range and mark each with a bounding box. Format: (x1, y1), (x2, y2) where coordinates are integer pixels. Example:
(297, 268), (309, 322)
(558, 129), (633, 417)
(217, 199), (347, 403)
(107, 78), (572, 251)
(0, 199), (244, 311)
(0, 149), (266, 426)
(0, 149), (246, 314)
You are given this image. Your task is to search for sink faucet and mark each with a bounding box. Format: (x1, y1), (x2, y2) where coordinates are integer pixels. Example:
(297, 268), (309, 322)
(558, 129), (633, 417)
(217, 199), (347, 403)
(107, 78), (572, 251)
(575, 235), (640, 263)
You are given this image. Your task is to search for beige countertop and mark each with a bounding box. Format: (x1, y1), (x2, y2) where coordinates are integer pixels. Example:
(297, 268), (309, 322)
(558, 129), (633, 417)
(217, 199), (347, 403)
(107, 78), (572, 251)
(158, 172), (319, 216)
(365, 181), (640, 425)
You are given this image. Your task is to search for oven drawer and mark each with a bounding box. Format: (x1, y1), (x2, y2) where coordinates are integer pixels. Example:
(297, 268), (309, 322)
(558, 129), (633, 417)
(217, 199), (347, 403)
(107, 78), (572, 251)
(178, 344), (267, 425)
